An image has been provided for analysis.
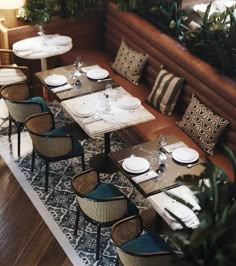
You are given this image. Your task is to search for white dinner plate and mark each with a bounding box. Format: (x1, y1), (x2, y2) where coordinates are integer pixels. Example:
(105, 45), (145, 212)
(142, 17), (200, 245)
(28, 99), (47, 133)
(74, 102), (96, 117)
(14, 41), (34, 52)
(117, 97), (141, 110)
(165, 201), (196, 222)
(45, 74), (67, 86)
(172, 147), (199, 163)
(50, 36), (72, 46)
(122, 157), (150, 173)
(86, 68), (109, 80)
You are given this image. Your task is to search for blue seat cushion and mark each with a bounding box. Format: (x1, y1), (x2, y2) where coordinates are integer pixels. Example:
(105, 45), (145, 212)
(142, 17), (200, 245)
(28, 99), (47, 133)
(86, 183), (139, 215)
(122, 232), (171, 254)
(44, 127), (84, 155)
(25, 96), (49, 112)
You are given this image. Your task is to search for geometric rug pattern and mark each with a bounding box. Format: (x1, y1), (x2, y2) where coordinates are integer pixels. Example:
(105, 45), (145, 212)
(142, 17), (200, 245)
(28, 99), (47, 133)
(0, 102), (148, 265)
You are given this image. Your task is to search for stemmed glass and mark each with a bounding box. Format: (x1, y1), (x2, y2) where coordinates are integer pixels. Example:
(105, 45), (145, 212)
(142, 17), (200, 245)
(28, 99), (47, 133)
(156, 134), (167, 173)
(73, 56), (83, 74)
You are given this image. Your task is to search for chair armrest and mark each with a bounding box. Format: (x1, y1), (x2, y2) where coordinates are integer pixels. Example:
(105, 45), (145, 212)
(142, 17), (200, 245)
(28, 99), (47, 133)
(72, 168), (99, 196)
(112, 215), (143, 246)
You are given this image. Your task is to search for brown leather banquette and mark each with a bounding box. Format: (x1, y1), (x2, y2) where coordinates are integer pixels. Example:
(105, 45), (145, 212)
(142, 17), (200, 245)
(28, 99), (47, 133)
(60, 2), (236, 180)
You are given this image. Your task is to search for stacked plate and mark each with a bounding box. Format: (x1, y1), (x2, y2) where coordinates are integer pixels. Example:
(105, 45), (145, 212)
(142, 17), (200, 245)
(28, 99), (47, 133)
(86, 68), (109, 80)
(122, 156), (150, 173)
(51, 36), (72, 46)
(45, 74), (67, 87)
(14, 41), (34, 52)
(165, 201), (198, 227)
(74, 102), (96, 117)
(172, 147), (199, 163)
(117, 97), (141, 110)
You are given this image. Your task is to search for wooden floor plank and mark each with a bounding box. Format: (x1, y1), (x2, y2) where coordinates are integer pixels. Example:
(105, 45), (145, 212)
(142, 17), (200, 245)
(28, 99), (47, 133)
(0, 155), (72, 266)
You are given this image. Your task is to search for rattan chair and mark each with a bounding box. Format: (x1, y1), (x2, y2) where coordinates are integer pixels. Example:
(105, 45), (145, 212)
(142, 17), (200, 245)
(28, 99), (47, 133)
(0, 82), (49, 157)
(0, 49), (29, 88)
(25, 112), (85, 192)
(71, 168), (139, 261)
(112, 215), (173, 266)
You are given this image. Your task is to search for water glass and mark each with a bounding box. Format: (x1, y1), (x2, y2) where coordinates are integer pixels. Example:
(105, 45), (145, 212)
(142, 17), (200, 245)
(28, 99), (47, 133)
(99, 90), (110, 112)
(73, 56), (83, 72)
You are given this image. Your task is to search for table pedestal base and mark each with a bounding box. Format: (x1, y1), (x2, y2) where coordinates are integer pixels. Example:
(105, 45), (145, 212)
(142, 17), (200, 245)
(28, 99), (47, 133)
(89, 153), (118, 173)
(141, 208), (171, 234)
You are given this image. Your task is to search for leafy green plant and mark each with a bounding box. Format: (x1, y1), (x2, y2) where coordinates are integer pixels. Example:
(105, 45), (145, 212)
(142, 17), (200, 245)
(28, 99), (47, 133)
(18, 0), (55, 25)
(167, 144), (236, 266)
(181, 2), (236, 75)
(17, 0), (105, 24)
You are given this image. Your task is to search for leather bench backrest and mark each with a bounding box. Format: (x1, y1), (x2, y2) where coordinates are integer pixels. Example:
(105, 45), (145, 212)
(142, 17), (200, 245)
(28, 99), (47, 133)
(104, 2), (236, 154)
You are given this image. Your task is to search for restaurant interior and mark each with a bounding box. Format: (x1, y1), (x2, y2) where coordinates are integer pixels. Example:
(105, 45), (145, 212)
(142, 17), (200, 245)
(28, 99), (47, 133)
(0, 0), (236, 265)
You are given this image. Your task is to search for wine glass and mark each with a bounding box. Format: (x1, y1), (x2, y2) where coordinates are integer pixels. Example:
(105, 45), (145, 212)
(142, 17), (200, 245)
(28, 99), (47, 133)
(73, 56), (83, 73)
(157, 134), (167, 163)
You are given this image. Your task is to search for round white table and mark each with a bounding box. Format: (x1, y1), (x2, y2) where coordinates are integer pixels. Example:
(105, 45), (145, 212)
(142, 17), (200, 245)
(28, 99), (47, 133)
(13, 34), (73, 71)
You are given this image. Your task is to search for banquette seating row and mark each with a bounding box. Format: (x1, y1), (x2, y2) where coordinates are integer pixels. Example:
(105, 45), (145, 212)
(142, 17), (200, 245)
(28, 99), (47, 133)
(3, 2), (236, 181)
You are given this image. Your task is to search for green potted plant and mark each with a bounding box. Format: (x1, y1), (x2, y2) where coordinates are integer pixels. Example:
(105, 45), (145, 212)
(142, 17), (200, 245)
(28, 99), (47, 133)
(167, 144), (236, 266)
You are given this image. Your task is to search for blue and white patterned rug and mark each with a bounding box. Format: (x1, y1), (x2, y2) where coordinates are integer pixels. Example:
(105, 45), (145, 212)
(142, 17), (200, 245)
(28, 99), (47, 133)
(0, 102), (148, 266)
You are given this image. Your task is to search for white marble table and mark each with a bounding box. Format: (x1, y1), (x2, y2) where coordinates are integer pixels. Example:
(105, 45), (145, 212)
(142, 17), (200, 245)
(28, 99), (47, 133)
(61, 86), (155, 172)
(13, 34), (72, 71)
(61, 86), (155, 139)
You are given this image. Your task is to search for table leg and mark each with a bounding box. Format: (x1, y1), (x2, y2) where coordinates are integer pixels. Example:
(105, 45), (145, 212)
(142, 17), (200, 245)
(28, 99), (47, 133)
(40, 58), (48, 71)
(141, 208), (171, 234)
(89, 132), (118, 173)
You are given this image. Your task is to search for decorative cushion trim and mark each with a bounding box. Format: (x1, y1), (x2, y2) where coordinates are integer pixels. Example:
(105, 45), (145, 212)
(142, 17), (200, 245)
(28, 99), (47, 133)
(178, 95), (229, 155)
(147, 67), (184, 116)
(111, 39), (148, 85)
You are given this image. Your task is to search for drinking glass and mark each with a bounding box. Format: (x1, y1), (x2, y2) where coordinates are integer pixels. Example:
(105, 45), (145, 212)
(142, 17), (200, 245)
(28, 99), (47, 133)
(73, 56), (83, 72)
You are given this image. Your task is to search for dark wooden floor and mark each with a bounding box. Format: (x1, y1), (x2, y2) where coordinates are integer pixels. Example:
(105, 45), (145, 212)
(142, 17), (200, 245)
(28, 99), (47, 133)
(0, 155), (73, 266)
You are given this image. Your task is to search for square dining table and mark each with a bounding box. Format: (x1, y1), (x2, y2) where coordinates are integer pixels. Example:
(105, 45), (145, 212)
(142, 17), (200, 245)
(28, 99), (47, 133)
(109, 135), (205, 232)
(61, 86), (155, 172)
(109, 135), (205, 197)
(35, 63), (118, 102)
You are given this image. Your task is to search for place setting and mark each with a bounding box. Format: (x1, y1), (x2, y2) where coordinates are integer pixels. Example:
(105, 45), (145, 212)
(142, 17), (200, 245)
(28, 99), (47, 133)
(120, 156), (159, 184)
(172, 147), (200, 166)
(44, 74), (72, 93)
(72, 102), (103, 125)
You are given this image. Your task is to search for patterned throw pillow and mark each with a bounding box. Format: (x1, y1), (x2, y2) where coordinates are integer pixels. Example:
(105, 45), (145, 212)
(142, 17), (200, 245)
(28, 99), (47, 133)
(178, 95), (229, 155)
(147, 67), (184, 116)
(111, 39), (148, 85)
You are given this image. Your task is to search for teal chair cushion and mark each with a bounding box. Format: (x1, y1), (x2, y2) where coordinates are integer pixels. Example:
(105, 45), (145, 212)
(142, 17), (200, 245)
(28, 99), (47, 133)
(44, 127), (84, 155)
(86, 183), (139, 216)
(25, 96), (49, 112)
(122, 232), (171, 254)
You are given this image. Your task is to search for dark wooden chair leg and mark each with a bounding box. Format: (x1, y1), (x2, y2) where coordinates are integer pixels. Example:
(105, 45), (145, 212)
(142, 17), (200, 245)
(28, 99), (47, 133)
(45, 160), (49, 192)
(8, 117), (12, 139)
(81, 153), (85, 171)
(17, 126), (21, 157)
(96, 225), (101, 261)
(31, 149), (35, 172)
(74, 207), (80, 236)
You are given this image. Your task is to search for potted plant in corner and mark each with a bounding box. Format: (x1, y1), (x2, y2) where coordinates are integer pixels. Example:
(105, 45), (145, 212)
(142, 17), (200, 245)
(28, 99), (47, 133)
(167, 144), (236, 266)
(17, 0), (56, 34)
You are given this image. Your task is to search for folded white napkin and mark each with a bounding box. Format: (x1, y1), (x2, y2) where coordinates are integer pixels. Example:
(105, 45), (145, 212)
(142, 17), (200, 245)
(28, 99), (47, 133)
(82, 115), (103, 125)
(163, 141), (188, 153)
(51, 84), (72, 93)
(132, 170), (157, 184)
(81, 65), (101, 73)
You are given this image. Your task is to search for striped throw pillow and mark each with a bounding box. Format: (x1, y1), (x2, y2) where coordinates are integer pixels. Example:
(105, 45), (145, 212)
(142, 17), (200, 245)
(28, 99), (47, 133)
(147, 68), (184, 116)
